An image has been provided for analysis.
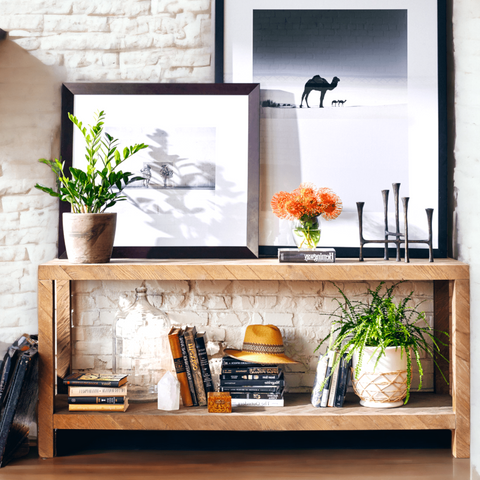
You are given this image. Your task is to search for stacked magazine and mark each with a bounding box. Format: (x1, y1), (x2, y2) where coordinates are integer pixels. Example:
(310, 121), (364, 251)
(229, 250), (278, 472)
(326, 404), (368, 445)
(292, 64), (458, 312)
(219, 357), (285, 407)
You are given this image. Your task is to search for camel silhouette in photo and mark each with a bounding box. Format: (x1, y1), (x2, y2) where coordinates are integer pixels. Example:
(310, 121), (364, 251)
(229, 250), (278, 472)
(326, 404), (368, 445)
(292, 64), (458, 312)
(300, 75), (340, 108)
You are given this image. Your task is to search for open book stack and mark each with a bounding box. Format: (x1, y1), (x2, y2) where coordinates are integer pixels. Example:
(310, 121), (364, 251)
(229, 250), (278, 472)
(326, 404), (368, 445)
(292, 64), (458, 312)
(63, 373), (129, 412)
(219, 357), (285, 407)
(168, 326), (214, 407)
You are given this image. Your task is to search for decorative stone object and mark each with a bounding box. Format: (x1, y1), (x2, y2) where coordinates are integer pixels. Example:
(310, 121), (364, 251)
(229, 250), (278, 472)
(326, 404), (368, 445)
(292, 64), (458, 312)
(208, 392), (232, 413)
(157, 371), (180, 411)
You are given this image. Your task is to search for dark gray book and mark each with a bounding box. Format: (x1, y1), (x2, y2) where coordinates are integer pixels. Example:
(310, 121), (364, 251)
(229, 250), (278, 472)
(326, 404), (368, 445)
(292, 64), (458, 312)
(278, 248), (336, 263)
(194, 332), (214, 394)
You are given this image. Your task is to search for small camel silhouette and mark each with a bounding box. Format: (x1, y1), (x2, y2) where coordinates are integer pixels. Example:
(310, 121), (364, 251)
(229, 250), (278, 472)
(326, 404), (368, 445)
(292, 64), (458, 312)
(300, 75), (340, 108)
(331, 100), (338, 107)
(337, 100), (347, 106)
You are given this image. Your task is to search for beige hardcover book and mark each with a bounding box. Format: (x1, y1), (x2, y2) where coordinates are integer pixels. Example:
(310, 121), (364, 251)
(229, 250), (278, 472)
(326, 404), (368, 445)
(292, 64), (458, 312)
(68, 399), (129, 412)
(68, 385), (128, 397)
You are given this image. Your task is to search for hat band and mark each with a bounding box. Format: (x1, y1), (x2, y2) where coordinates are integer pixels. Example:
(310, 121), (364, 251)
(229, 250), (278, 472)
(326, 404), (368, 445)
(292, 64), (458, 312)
(242, 342), (285, 355)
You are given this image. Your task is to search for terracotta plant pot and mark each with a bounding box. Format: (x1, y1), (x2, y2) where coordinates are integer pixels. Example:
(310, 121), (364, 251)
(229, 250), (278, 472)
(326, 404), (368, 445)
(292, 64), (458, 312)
(63, 213), (117, 264)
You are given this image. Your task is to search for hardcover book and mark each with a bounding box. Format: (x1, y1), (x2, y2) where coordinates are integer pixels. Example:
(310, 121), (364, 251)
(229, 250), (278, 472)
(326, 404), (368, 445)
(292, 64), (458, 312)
(220, 385), (283, 394)
(167, 327), (193, 407)
(178, 329), (198, 406)
(229, 389), (284, 400)
(68, 385), (128, 397)
(311, 353), (329, 408)
(320, 351), (337, 407)
(68, 396), (125, 404)
(183, 327), (207, 406)
(68, 399), (129, 412)
(219, 378), (285, 387)
(194, 332), (214, 395)
(334, 354), (351, 408)
(278, 248), (336, 263)
(220, 373), (281, 381)
(221, 366), (283, 375)
(63, 373), (128, 387)
(231, 398), (284, 407)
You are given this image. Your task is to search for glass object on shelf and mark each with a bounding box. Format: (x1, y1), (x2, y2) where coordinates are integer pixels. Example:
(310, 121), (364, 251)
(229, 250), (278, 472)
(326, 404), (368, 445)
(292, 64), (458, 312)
(292, 216), (321, 250)
(113, 286), (173, 402)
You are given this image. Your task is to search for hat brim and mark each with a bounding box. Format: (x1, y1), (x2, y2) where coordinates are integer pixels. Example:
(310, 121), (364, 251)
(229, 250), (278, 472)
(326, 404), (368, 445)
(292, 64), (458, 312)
(223, 348), (300, 364)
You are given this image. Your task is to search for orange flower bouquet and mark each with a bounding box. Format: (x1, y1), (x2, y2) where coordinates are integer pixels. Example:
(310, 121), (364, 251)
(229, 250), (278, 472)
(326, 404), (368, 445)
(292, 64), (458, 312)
(271, 183), (343, 249)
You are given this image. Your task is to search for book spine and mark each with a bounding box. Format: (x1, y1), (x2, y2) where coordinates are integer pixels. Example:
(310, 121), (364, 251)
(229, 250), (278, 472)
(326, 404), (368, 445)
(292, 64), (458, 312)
(220, 373), (281, 380)
(231, 398), (284, 407)
(278, 251), (335, 263)
(229, 390), (284, 400)
(334, 355), (351, 408)
(178, 332), (198, 406)
(220, 379), (285, 387)
(68, 403), (128, 412)
(221, 367), (282, 375)
(320, 351), (336, 408)
(68, 396), (125, 404)
(220, 386), (282, 393)
(183, 330), (206, 406)
(63, 380), (122, 387)
(194, 334), (214, 394)
(68, 386), (128, 396)
(327, 359), (340, 407)
(311, 353), (328, 407)
(168, 331), (193, 407)
(221, 358), (277, 368)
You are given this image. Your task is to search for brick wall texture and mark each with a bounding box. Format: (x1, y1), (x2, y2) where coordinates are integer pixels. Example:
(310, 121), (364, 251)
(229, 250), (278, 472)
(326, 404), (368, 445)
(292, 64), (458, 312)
(1, 0), (433, 392)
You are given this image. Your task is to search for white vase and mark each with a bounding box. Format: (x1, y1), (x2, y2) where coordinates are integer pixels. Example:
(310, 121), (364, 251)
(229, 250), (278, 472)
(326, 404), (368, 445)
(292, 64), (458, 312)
(351, 346), (408, 408)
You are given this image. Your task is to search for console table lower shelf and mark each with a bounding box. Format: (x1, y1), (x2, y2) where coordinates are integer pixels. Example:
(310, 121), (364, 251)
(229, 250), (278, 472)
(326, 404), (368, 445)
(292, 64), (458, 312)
(53, 393), (454, 431)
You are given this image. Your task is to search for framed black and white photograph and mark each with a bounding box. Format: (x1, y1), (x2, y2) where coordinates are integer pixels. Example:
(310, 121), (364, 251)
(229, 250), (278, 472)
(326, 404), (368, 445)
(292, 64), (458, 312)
(60, 83), (260, 259)
(217, 0), (447, 258)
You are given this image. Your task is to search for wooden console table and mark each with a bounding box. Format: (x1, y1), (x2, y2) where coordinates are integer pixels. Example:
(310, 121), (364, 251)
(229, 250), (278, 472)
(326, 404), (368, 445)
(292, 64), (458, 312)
(37, 258), (470, 458)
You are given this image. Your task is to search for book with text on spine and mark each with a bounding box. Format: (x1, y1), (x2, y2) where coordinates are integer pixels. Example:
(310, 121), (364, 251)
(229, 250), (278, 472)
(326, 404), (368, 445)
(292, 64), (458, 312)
(68, 398), (129, 412)
(220, 373), (282, 381)
(231, 398), (284, 407)
(183, 326), (207, 406)
(68, 396), (125, 404)
(63, 372), (128, 387)
(194, 332), (214, 395)
(220, 377), (285, 387)
(68, 385), (127, 397)
(278, 248), (336, 264)
(229, 389), (284, 400)
(220, 385), (283, 394)
(167, 327), (193, 407)
(178, 329), (198, 406)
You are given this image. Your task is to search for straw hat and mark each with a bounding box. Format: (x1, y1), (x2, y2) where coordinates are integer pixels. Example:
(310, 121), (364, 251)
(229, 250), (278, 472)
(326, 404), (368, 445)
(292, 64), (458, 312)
(224, 324), (299, 364)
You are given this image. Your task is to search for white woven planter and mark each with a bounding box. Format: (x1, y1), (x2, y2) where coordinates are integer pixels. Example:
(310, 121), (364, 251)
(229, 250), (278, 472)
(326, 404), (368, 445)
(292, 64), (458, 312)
(351, 346), (408, 408)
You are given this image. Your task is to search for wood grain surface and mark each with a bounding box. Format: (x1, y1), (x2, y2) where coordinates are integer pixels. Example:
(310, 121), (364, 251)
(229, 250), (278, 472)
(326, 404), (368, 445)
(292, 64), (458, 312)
(52, 393), (455, 431)
(56, 280), (71, 379)
(38, 258), (470, 282)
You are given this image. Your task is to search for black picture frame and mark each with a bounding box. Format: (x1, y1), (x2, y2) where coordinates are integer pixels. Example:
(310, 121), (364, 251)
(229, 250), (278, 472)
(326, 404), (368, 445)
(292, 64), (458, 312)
(60, 83), (260, 259)
(216, 0), (448, 259)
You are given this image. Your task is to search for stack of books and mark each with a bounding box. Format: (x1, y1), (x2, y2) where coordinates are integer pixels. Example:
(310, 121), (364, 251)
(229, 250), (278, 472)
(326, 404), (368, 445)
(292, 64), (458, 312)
(219, 357), (285, 407)
(63, 373), (129, 412)
(311, 351), (351, 408)
(168, 326), (214, 407)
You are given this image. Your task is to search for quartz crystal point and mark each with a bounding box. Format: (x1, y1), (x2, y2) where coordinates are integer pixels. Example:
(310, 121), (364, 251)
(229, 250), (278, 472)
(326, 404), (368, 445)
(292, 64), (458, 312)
(157, 371), (180, 411)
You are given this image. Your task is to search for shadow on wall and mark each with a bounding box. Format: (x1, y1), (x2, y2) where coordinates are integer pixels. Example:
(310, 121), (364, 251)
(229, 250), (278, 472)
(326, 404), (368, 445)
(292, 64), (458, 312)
(0, 36), (65, 341)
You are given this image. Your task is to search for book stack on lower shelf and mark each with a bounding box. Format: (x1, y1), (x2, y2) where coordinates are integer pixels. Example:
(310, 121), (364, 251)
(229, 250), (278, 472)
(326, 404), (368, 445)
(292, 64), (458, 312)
(311, 351), (351, 408)
(219, 357), (285, 407)
(168, 326), (214, 407)
(63, 373), (129, 412)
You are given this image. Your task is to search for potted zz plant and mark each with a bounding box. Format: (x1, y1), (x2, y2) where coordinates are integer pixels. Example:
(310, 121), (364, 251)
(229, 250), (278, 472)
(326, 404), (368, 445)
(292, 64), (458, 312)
(35, 111), (148, 263)
(315, 281), (448, 408)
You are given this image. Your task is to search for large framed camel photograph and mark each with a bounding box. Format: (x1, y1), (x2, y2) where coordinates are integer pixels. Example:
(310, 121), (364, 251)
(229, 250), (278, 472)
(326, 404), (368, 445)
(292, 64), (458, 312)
(216, 0), (447, 258)
(59, 83), (260, 259)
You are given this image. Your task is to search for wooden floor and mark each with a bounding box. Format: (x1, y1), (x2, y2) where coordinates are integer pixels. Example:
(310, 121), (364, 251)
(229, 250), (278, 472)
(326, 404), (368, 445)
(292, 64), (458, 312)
(0, 447), (470, 480)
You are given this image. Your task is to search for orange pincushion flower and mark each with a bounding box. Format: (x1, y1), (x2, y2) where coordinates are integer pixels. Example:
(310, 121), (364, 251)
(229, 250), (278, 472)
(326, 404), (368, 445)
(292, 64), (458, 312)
(271, 183), (342, 221)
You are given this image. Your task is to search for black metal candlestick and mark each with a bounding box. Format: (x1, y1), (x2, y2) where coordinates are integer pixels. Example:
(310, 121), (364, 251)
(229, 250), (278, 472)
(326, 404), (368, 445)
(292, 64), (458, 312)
(357, 183), (434, 263)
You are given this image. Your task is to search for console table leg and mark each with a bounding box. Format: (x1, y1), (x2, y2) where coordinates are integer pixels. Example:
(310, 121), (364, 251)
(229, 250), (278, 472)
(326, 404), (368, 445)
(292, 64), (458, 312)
(451, 279), (470, 459)
(38, 280), (56, 458)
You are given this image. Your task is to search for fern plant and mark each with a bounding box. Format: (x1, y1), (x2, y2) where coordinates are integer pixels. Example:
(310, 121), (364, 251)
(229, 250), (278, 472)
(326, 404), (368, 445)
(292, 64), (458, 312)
(316, 281), (449, 404)
(35, 110), (148, 213)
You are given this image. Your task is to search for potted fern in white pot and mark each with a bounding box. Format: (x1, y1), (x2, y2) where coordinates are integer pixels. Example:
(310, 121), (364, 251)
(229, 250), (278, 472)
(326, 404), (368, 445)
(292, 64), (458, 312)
(35, 111), (148, 263)
(316, 281), (448, 408)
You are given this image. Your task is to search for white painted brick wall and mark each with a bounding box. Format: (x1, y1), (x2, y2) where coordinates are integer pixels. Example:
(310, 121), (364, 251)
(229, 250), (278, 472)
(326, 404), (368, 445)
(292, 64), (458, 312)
(71, 280), (435, 393)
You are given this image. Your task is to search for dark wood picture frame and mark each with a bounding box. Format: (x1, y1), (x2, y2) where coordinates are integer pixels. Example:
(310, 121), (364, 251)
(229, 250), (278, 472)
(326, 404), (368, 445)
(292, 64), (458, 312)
(60, 83), (260, 259)
(215, 0), (448, 259)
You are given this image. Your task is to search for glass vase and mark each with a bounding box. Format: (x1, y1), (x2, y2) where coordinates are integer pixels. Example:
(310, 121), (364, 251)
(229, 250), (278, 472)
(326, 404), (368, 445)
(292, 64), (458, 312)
(292, 216), (321, 250)
(113, 286), (173, 402)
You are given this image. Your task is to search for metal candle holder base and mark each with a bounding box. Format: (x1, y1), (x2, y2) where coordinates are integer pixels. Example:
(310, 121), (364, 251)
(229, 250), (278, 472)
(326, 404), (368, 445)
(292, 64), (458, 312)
(357, 183), (434, 263)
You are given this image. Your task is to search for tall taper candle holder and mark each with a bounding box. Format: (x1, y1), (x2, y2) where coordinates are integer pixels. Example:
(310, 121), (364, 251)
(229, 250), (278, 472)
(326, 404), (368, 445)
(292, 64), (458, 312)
(357, 183), (434, 263)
